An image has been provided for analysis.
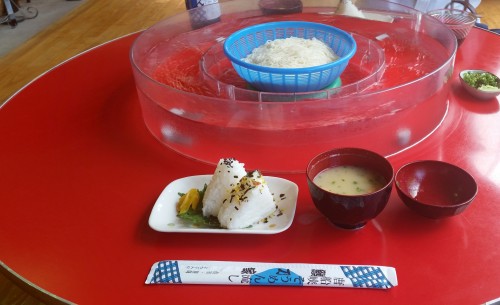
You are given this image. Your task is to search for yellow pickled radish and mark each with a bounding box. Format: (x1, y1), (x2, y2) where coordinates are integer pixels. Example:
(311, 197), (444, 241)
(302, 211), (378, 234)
(177, 188), (200, 214)
(190, 190), (201, 210)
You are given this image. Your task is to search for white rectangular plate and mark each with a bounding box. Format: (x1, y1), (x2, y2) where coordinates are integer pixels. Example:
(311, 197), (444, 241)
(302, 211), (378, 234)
(148, 175), (298, 234)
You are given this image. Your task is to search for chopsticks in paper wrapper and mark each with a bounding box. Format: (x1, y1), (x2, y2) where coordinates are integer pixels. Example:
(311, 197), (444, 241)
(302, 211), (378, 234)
(145, 260), (397, 289)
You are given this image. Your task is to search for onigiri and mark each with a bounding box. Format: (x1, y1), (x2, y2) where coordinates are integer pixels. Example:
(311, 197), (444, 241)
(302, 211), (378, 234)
(218, 170), (276, 229)
(202, 158), (247, 217)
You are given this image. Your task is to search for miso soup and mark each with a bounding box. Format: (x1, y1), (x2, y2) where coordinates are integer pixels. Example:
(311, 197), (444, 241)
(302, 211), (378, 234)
(313, 165), (386, 195)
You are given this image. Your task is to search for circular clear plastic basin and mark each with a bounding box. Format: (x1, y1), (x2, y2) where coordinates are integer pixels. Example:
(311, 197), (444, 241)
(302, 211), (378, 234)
(130, 0), (456, 173)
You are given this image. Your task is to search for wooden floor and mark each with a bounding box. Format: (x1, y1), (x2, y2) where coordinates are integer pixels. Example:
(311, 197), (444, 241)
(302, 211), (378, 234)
(0, 0), (499, 304)
(0, 0), (187, 104)
(477, 0), (500, 29)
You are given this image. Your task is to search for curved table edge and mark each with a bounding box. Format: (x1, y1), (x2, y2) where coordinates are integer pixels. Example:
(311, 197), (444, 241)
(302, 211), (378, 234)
(0, 31), (144, 305)
(0, 260), (74, 305)
(0, 30), (142, 110)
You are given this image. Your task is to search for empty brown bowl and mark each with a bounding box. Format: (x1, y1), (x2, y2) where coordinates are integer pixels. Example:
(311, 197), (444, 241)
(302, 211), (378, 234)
(395, 160), (478, 219)
(306, 147), (394, 230)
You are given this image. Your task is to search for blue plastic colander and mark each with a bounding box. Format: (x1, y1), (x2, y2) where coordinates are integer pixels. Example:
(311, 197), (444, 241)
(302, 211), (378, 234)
(223, 21), (357, 93)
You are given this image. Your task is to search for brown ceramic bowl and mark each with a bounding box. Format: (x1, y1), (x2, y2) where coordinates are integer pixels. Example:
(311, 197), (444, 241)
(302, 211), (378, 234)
(306, 148), (394, 230)
(395, 160), (478, 219)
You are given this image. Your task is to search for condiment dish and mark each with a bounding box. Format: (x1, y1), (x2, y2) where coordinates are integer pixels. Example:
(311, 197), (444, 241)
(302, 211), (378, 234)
(459, 69), (500, 100)
(395, 160), (478, 219)
(306, 148), (394, 230)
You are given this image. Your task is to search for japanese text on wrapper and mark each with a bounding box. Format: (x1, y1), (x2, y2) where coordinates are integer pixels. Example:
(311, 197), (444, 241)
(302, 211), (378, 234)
(185, 265), (220, 275)
(227, 267), (345, 286)
(307, 269), (345, 286)
(228, 267), (304, 285)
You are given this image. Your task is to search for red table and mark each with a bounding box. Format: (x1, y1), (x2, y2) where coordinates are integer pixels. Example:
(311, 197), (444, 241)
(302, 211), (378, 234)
(0, 28), (499, 305)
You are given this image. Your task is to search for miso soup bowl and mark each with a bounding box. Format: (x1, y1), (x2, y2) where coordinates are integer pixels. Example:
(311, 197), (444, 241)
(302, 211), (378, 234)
(395, 160), (478, 219)
(306, 148), (394, 230)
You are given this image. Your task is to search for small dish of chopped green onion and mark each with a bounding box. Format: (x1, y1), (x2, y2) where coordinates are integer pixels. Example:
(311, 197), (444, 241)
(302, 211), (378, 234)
(459, 69), (500, 100)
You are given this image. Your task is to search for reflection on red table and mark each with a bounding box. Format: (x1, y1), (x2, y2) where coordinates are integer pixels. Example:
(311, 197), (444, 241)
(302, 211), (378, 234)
(0, 28), (499, 304)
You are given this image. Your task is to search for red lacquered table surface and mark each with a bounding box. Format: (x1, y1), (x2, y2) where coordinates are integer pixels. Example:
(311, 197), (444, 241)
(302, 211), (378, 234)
(1, 28), (499, 305)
